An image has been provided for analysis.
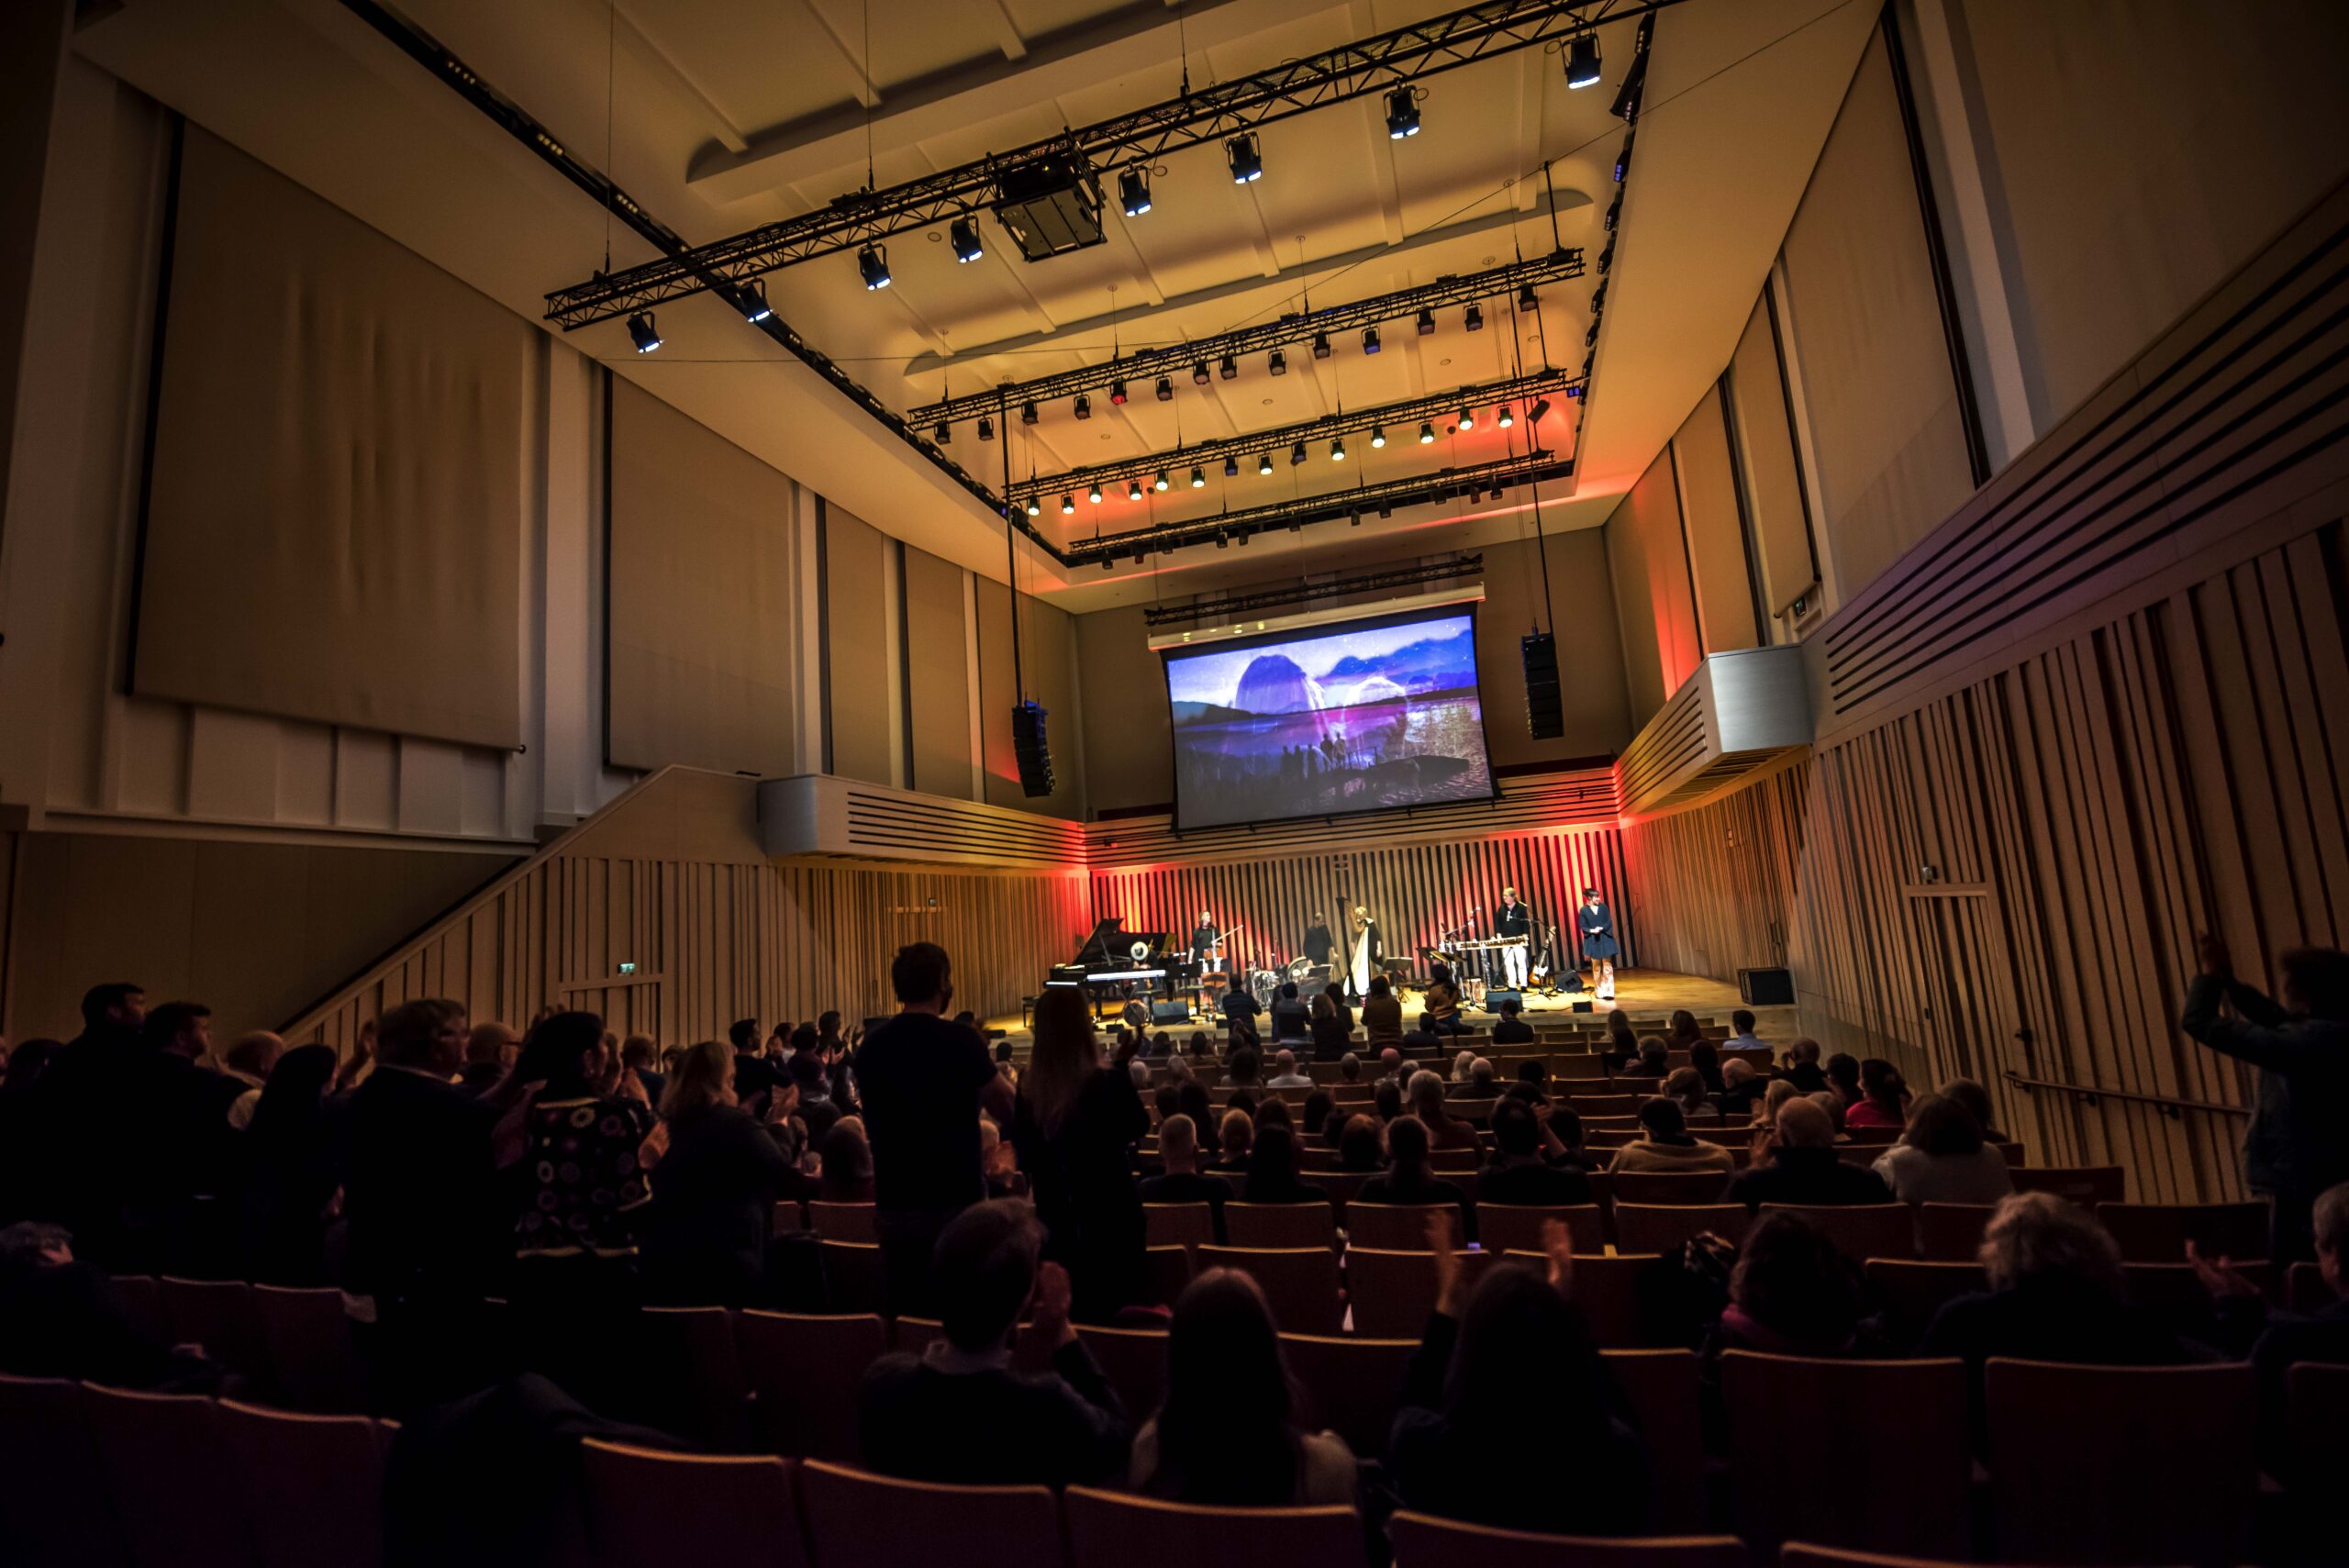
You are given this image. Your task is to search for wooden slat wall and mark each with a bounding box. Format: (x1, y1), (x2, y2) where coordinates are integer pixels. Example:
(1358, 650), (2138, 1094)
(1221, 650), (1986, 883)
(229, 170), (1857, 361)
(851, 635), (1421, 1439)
(1091, 828), (1631, 978)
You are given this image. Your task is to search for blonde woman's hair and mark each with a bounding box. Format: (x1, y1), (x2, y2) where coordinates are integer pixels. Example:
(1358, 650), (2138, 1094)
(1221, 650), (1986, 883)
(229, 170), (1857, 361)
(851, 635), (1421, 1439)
(659, 1038), (735, 1121)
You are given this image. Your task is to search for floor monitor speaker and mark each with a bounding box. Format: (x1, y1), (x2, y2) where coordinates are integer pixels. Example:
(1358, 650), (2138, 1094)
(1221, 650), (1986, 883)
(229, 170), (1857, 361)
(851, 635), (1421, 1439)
(1738, 966), (1796, 1006)
(1150, 999), (1191, 1023)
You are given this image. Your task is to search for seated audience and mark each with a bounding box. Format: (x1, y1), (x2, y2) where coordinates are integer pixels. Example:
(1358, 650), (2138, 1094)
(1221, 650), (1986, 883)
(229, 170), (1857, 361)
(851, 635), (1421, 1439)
(1302, 1089), (1339, 1149)
(1374, 1078), (1404, 1124)
(1490, 997), (1534, 1045)
(1664, 1066), (1712, 1122)
(1479, 1098), (1594, 1206)
(1873, 1094), (2013, 1205)
(1602, 1009), (1640, 1067)
(1844, 1059), (1910, 1129)
(1389, 1214), (1651, 1534)
(1266, 1049), (1314, 1089)
(1608, 1099), (1735, 1174)
(1375, 1047), (1407, 1084)
(1687, 1040), (1722, 1095)
(1782, 1038), (1828, 1093)
(1823, 1051), (1863, 1109)
(1338, 1114), (1385, 1172)
(1703, 1212), (1874, 1363)
(1722, 1009), (1767, 1052)
(1752, 1077), (1800, 1133)
(1421, 965), (1466, 1037)
(1727, 1099), (1893, 1210)
(1936, 1076), (2005, 1141)
(1241, 1125), (1332, 1211)
(1719, 1057), (1765, 1116)
(1137, 1115), (1232, 1240)
(1269, 983), (1310, 1043)
(1666, 1010), (1704, 1051)
(1361, 976), (1405, 1049)
(1130, 1269), (1354, 1504)
(859, 1199), (1129, 1485)
(1225, 1047), (1264, 1092)
(2193, 1180), (2349, 1475)
(1210, 1108), (1255, 1174)
(1636, 1037), (1670, 1079)
(1338, 1051), (1363, 1084)
(1450, 1049), (1477, 1084)
(818, 1118), (877, 1203)
(1308, 992), (1353, 1060)
(0, 1222), (223, 1391)
(1408, 1071), (1479, 1152)
(642, 1038), (798, 1305)
(1356, 1116), (1469, 1223)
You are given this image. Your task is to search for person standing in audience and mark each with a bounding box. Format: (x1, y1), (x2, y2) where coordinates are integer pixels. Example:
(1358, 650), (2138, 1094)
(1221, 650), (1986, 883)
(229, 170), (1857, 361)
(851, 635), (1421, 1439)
(1722, 1009), (1767, 1052)
(619, 1035), (663, 1105)
(1389, 1213), (1651, 1533)
(1844, 1060), (1911, 1129)
(216, 1030), (283, 1131)
(1219, 974), (1262, 1039)
(119, 1002), (246, 1268)
(510, 1011), (655, 1279)
(1138, 1114), (1232, 1240)
(2181, 936), (2349, 1262)
(1361, 975), (1404, 1051)
(855, 943), (997, 1315)
(1011, 986), (1149, 1322)
(459, 1022), (519, 1095)
(1872, 1094), (2013, 1206)
(1608, 1099), (1734, 1175)
(642, 1038), (799, 1306)
(1307, 992), (1352, 1060)
(789, 1049), (842, 1142)
(1726, 1098), (1892, 1210)
(2190, 1180), (2349, 1478)
(238, 1044), (341, 1285)
(1131, 1269), (1355, 1504)
(859, 1199), (1130, 1485)
(1480, 1098), (1593, 1206)
(1269, 983), (1310, 1043)
(26, 983), (143, 1257)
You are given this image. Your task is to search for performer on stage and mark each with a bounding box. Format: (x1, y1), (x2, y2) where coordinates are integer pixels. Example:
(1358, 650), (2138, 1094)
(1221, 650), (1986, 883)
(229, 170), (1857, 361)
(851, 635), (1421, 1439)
(1577, 887), (1620, 1001)
(1345, 905), (1383, 1001)
(1301, 913), (1336, 972)
(1495, 887), (1531, 989)
(1191, 910), (1225, 1009)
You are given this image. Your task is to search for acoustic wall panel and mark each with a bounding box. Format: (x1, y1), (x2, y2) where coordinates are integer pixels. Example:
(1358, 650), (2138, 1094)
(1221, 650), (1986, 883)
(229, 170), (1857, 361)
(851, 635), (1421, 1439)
(1075, 602), (1174, 815)
(1671, 390), (1760, 654)
(1604, 447), (1699, 731)
(901, 543), (974, 800)
(606, 378), (796, 775)
(1478, 532), (1633, 765)
(1727, 296), (1816, 617)
(975, 577), (1085, 818)
(821, 502), (896, 786)
(134, 127), (529, 748)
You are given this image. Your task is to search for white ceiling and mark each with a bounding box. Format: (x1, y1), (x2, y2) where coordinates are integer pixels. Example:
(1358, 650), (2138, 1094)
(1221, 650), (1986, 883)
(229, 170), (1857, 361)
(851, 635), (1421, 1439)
(73, 0), (1876, 614)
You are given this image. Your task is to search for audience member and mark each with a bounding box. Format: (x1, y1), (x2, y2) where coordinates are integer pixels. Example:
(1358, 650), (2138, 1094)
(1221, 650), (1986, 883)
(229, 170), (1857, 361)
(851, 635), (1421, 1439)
(818, 1118), (877, 1204)
(1726, 1098), (1893, 1209)
(642, 1038), (798, 1305)
(1212, 1109), (1256, 1176)
(1823, 1052), (1862, 1108)
(1719, 1057), (1765, 1116)
(1782, 1038), (1827, 1093)
(1308, 992), (1352, 1060)
(459, 1023), (520, 1095)
(859, 1200), (1129, 1485)
(1722, 1009), (1766, 1052)
(1479, 1098), (1594, 1206)
(1936, 1077), (2004, 1140)
(1687, 1040), (1722, 1095)
(1664, 1066), (1711, 1122)
(1219, 977), (1262, 1035)
(237, 1044), (340, 1285)
(1873, 1094), (2013, 1206)
(1339, 1051), (1363, 1084)
(511, 1012), (654, 1271)
(1421, 965), (1465, 1036)
(1130, 1269), (1354, 1504)
(1666, 1010), (1704, 1051)
(1338, 1113), (1385, 1172)
(1844, 1060), (1910, 1129)
(119, 1002), (248, 1262)
(1361, 975), (1404, 1049)
(0, 1222), (223, 1392)
(1266, 1049), (1313, 1089)
(2193, 1180), (2349, 1475)
(1301, 1088), (1337, 1146)
(855, 943), (996, 1313)
(619, 1036), (662, 1105)
(1269, 983), (1310, 1043)
(217, 1030), (283, 1131)
(1602, 1009), (1640, 1067)
(1705, 1212), (1872, 1362)
(729, 1018), (776, 1104)
(1010, 987), (1148, 1321)
(1608, 1099), (1734, 1174)
(1408, 1071), (1478, 1152)
(1373, 1079), (1404, 1125)
(789, 1049), (843, 1142)
(1357, 1116), (1468, 1224)
(1137, 1115), (1232, 1241)
(1636, 1036), (1670, 1080)
(1490, 997), (1534, 1045)
(1241, 1125), (1331, 1211)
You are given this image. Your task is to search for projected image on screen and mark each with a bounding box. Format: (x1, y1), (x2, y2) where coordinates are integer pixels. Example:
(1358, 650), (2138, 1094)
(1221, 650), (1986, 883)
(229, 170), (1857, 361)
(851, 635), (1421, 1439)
(1164, 607), (1495, 829)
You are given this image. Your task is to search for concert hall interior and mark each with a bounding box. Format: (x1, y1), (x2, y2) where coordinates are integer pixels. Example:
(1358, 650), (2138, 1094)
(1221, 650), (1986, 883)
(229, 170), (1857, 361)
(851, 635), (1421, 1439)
(0, 0), (2345, 1563)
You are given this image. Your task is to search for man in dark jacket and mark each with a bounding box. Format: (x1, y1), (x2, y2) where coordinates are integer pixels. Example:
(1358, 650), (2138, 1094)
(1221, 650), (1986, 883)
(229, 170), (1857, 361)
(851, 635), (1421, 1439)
(26, 982), (148, 1254)
(2182, 937), (2349, 1262)
(1136, 1114), (1233, 1240)
(1726, 1099), (1894, 1211)
(859, 1199), (1128, 1485)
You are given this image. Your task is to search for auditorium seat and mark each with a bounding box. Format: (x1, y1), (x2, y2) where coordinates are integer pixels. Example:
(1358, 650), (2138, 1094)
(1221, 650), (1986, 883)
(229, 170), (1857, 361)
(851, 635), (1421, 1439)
(771, 1198), (808, 1236)
(1475, 1203), (1606, 1257)
(2096, 1200), (2270, 1262)
(2288, 1362), (2348, 1487)
(2287, 1260), (2328, 1313)
(807, 1201), (881, 1242)
(159, 1276), (267, 1383)
(580, 1439), (806, 1568)
(1986, 1359), (2255, 1566)
(1345, 1246), (1491, 1338)
(250, 1284), (367, 1413)
(1344, 1203), (1459, 1251)
(1143, 1243), (1196, 1307)
(107, 1273), (170, 1344)
(1143, 1201), (1216, 1252)
(0, 1373), (121, 1568)
(819, 1240), (890, 1312)
(890, 1316), (944, 1356)
(1758, 1205), (1915, 1262)
(214, 1400), (389, 1568)
(1914, 1204), (1994, 1262)
(2008, 1165), (2126, 1206)
(1613, 1204), (1751, 1255)
(732, 1311), (888, 1461)
(635, 1306), (752, 1449)
(1599, 1349), (1707, 1530)
(1073, 1324), (1169, 1419)
(1568, 1093), (1641, 1117)
(1552, 1056), (1609, 1081)
(1280, 1332), (1415, 1455)
(1720, 1351), (1969, 1558)
(81, 1384), (249, 1568)
(1777, 1549), (1980, 1568)
(1063, 1485), (1367, 1568)
(800, 1459), (1058, 1568)
(1609, 1171), (1732, 1207)
(1225, 1202), (1340, 1250)
(1197, 1245), (1342, 1333)
(1305, 1172), (1373, 1219)
(1386, 1513), (1748, 1568)
(1861, 1262), (1986, 1345)
(2122, 1261), (2277, 1333)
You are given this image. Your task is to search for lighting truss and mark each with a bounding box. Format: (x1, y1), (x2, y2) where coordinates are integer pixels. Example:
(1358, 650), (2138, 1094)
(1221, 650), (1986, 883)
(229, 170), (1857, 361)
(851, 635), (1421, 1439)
(914, 250), (1582, 426)
(1144, 554), (1486, 628)
(1065, 450), (1570, 566)
(1010, 367), (1580, 504)
(544, 0), (1679, 328)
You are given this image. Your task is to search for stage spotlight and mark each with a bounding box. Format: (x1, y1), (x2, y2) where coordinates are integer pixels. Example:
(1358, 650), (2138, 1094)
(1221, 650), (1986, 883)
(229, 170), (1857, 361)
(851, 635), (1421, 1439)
(1362, 326), (1381, 355)
(1129, 479), (1144, 499)
(1101, 557), (1114, 572)
(1591, 281), (1608, 312)
(1236, 530), (1250, 548)
(1132, 547), (1147, 565)
(1024, 495), (1041, 517)
(1268, 348), (1287, 376)
(1289, 440), (1308, 466)
(738, 282), (773, 323)
(1215, 532), (1230, 550)
(1519, 283), (1540, 312)
(1227, 133), (1262, 183)
(1416, 306), (1436, 336)
(857, 242), (891, 289)
(1370, 426), (1386, 448)
(931, 419), (951, 443)
(1290, 518), (1303, 533)
(1497, 404), (1514, 428)
(1223, 454), (1239, 477)
(1189, 466), (1206, 488)
(626, 312), (662, 353)
(1154, 376), (1174, 402)
(1311, 330), (1332, 360)
(1491, 481), (1508, 500)
(1060, 494), (1074, 515)
(1258, 451), (1274, 474)
(1020, 401), (1039, 425)
(1330, 436), (1346, 462)
(950, 217), (984, 262)
(1385, 85), (1420, 139)
(1419, 421), (1436, 444)
(1074, 394), (1092, 420)
(1464, 303), (1485, 332)
(1218, 353), (1238, 380)
(1119, 166), (1152, 217)
(976, 416), (995, 441)
(1565, 32), (1602, 89)
(1088, 484), (1104, 503)
(1109, 379), (1130, 405)
(1191, 361), (1211, 386)
(1153, 470), (1170, 492)
(1585, 321), (1600, 347)
(1615, 131), (1633, 183)
(1527, 398), (1551, 425)
(1458, 406), (1475, 430)
(1604, 194), (1622, 232)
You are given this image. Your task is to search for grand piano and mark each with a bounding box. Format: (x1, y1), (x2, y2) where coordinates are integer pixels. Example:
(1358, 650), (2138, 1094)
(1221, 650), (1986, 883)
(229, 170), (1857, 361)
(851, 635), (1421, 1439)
(1045, 917), (1195, 1016)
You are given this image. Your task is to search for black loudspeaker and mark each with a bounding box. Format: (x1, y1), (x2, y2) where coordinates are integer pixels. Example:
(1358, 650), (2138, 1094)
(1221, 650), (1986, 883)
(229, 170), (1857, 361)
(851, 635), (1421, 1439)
(1011, 701), (1055, 797)
(1739, 966), (1796, 1006)
(1571, 999), (1596, 1013)
(1151, 999), (1191, 1023)
(1521, 632), (1564, 739)
(1484, 989), (1522, 1013)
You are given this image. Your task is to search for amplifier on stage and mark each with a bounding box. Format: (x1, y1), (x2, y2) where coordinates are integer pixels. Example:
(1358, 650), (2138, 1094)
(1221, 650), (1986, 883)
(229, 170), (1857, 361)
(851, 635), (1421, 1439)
(1150, 999), (1192, 1024)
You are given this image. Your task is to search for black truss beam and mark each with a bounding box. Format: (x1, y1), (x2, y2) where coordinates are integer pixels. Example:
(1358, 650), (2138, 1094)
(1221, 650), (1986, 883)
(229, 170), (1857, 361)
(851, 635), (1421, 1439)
(336, 0), (1051, 554)
(1013, 366), (1581, 502)
(916, 250), (1583, 426)
(1144, 555), (1486, 628)
(545, 0), (1678, 328)
(1067, 450), (1570, 564)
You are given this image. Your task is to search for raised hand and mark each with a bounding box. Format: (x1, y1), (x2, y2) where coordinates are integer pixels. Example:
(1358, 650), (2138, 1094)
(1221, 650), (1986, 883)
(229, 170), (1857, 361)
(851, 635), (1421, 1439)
(1426, 1209), (1465, 1318)
(2195, 932), (2233, 979)
(1541, 1217), (1575, 1296)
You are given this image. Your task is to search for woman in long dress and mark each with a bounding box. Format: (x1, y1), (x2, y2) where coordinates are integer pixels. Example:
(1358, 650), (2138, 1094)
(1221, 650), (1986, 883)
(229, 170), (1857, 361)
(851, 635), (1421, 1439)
(1347, 906), (1382, 1000)
(1576, 888), (1620, 1001)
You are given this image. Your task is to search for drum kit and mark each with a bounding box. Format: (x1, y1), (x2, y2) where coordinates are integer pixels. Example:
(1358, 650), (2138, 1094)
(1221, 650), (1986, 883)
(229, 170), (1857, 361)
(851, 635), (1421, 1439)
(1247, 954), (1325, 1006)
